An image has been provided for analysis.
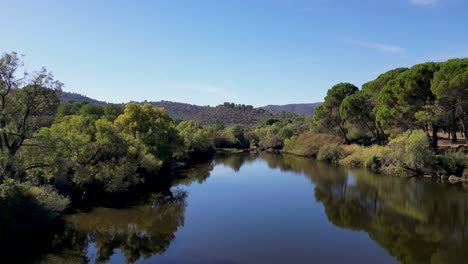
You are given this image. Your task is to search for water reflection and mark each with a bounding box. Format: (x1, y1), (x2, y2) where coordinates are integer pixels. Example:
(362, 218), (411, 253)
(260, 154), (468, 264)
(27, 153), (468, 263)
(41, 191), (187, 263)
(172, 160), (214, 185)
(213, 152), (258, 172)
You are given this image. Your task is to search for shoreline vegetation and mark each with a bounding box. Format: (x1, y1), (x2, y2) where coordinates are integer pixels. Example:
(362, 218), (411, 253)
(0, 51), (467, 260)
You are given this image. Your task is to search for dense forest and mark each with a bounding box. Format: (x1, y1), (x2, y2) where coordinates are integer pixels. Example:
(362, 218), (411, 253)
(0, 52), (467, 261)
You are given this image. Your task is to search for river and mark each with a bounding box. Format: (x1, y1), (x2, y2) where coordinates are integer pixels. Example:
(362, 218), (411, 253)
(39, 153), (468, 263)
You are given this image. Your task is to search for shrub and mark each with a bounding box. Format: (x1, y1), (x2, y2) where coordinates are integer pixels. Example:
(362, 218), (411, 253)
(28, 184), (70, 214)
(436, 150), (467, 177)
(317, 141), (343, 163)
(380, 130), (435, 176)
(283, 132), (341, 157)
(0, 180), (69, 217)
(339, 144), (385, 170)
(0, 181), (70, 262)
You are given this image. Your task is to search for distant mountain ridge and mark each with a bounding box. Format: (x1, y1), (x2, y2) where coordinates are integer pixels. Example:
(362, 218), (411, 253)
(61, 92), (109, 106)
(60, 92), (320, 125)
(261, 103), (322, 116)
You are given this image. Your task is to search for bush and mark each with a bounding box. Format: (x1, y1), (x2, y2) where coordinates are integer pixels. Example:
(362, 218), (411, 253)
(317, 141), (343, 163)
(339, 144), (385, 170)
(436, 150), (467, 177)
(28, 185), (70, 214)
(380, 130), (435, 176)
(283, 132), (341, 157)
(176, 120), (215, 156)
(0, 181), (69, 262)
(0, 180), (70, 216)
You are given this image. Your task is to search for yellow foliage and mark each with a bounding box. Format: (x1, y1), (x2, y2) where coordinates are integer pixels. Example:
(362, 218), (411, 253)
(339, 144), (386, 169)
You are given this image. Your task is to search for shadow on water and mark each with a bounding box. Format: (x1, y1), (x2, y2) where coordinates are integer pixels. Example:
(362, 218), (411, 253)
(4, 153), (468, 263)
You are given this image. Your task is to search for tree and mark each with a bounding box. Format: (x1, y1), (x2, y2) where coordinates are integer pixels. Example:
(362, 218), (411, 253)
(78, 103), (104, 118)
(374, 62), (440, 149)
(0, 52), (62, 181)
(114, 103), (182, 160)
(103, 104), (123, 121)
(224, 125), (249, 148)
(23, 114), (163, 193)
(432, 58), (468, 143)
(340, 91), (387, 144)
(176, 120), (214, 156)
(358, 67), (408, 143)
(362, 67), (408, 104)
(312, 83), (358, 144)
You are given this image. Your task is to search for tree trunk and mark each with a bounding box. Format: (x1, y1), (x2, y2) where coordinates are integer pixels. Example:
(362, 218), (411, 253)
(431, 126), (439, 152)
(452, 129), (458, 143)
(339, 122), (350, 144)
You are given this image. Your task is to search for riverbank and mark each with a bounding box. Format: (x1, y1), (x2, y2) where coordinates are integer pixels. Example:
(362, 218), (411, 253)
(266, 130), (467, 180)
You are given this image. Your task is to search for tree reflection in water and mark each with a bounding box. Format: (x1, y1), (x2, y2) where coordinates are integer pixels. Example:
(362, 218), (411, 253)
(41, 190), (187, 263)
(35, 153), (468, 263)
(261, 153), (468, 264)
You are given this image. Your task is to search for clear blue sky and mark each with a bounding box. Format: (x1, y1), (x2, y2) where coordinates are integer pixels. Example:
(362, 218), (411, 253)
(1, 0), (467, 106)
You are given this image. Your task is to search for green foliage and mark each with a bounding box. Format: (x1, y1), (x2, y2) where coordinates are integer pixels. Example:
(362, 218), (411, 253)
(0, 180), (69, 216)
(312, 83), (359, 143)
(78, 103), (105, 119)
(381, 130), (435, 176)
(0, 180), (70, 262)
(254, 118), (308, 149)
(436, 150), (467, 176)
(374, 63), (439, 137)
(103, 104), (124, 121)
(283, 131), (341, 157)
(362, 67), (408, 103)
(56, 100), (122, 122)
(191, 103), (296, 126)
(340, 91), (386, 144)
(56, 99), (82, 118)
(431, 58), (468, 140)
(0, 52), (62, 180)
(22, 115), (148, 192)
(28, 184), (70, 214)
(22, 103), (186, 193)
(223, 125), (250, 148)
(339, 144), (385, 170)
(262, 103), (322, 116)
(176, 120), (215, 156)
(115, 103), (182, 161)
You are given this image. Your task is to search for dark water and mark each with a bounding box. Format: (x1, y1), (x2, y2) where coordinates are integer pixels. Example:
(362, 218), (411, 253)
(40, 153), (468, 263)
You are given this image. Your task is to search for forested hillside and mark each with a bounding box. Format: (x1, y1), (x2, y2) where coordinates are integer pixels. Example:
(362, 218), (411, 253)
(150, 100), (206, 120)
(61, 93), (297, 125)
(262, 103), (322, 116)
(191, 103), (297, 126)
(61, 92), (108, 105)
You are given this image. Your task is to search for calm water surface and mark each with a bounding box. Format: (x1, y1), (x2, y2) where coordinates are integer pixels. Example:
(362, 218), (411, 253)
(42, 153), (468, 263)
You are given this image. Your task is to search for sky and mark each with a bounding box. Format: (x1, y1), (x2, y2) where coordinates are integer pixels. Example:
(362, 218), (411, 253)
(1, 0), (468, 106)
